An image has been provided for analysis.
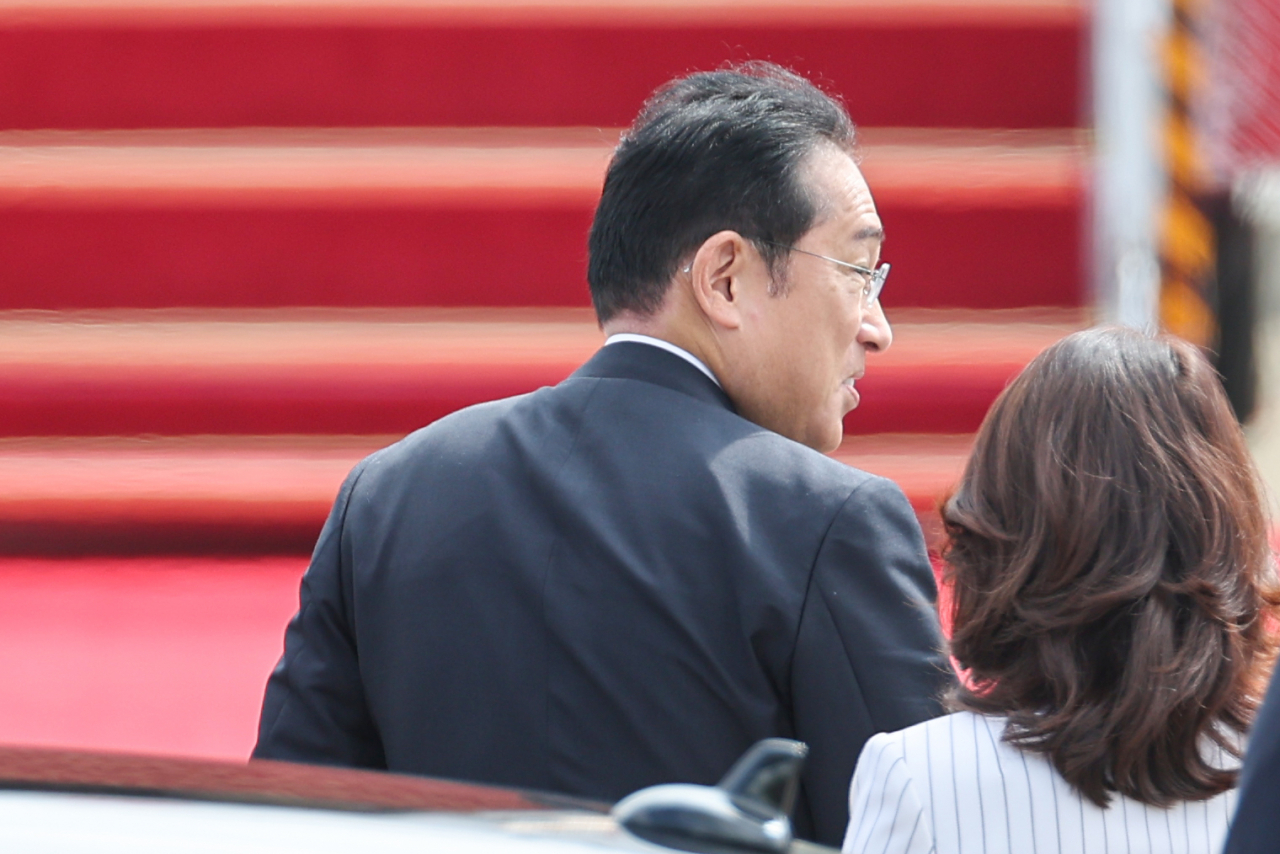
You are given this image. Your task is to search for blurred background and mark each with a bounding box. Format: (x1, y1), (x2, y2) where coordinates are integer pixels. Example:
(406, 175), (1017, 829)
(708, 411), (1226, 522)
(0, 0), (1276, 761)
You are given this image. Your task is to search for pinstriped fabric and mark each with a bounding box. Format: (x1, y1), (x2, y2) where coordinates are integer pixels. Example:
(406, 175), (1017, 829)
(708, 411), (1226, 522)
(844, 712), (1239, 854)
(845, 727), (934, 854)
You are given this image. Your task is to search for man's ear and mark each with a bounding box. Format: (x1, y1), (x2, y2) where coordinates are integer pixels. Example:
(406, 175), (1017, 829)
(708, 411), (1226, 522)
(687, 231), (752, 331)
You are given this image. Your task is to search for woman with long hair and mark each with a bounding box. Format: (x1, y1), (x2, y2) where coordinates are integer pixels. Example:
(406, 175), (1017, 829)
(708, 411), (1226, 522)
(843, 327), (1277, 853)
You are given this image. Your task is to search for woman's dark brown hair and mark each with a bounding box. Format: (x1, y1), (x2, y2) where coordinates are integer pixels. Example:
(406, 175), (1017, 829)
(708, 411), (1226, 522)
(942, 326), (1277, 807)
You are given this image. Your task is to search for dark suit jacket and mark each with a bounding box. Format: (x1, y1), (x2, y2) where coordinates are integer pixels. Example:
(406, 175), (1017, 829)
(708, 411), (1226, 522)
(254, 342), (950, 845)
(1224, 665), (1280, 853)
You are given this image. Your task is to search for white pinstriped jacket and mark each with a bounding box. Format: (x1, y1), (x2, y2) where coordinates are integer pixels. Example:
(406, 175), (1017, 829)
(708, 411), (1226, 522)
(843, 712), (1239, 854)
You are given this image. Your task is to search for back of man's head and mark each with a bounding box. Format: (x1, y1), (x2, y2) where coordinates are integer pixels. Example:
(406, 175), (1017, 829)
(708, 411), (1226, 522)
(587, 62), (856, 324)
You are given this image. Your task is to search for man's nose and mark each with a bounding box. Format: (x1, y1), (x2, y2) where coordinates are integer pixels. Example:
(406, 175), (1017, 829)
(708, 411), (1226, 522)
(857, 300), (893, 353)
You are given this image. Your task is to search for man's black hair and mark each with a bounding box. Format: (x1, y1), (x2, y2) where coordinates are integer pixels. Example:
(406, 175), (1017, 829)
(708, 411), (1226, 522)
(587, 61), (857, 323)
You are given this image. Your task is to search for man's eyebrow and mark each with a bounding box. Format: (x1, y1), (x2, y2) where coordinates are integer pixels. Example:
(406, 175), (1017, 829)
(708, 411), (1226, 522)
(854, 226), (886, 242)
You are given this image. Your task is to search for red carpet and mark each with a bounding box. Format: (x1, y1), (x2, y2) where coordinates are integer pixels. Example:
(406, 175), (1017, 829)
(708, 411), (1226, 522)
(0, 557), (305, 760)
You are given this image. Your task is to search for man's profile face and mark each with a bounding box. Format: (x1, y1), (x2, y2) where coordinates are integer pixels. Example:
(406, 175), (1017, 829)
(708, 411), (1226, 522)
(730, 145), (892, 453)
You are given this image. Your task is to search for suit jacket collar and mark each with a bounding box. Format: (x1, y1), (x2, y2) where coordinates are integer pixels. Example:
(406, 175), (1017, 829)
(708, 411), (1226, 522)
(572, 341), (736, 413)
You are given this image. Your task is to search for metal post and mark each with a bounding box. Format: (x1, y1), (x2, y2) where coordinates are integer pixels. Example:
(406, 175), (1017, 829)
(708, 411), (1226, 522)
(1093, 0), (1172, 330)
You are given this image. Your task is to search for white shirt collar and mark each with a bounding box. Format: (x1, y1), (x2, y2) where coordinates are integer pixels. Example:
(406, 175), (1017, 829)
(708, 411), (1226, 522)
(603, 333), (722, 388)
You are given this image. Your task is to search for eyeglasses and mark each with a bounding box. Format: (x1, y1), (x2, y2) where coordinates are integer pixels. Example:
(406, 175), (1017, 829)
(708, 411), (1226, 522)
(759, 240), (889, 306)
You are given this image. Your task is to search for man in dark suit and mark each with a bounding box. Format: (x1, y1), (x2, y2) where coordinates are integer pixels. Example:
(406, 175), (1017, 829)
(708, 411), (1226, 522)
(254, 62), (949, 846)
(1224, 667), (1280, 853)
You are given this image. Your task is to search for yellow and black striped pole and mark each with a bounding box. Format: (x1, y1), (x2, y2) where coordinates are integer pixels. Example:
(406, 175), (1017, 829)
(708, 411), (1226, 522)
(1159, 0), (1218, 348)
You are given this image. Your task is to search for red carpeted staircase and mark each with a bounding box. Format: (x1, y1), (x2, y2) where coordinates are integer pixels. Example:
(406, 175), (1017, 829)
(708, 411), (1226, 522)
(0, 0), (1089, 759)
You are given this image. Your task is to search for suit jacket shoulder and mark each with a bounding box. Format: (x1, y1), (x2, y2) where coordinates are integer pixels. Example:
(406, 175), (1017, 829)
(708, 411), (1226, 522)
(257, 341), (948, 849)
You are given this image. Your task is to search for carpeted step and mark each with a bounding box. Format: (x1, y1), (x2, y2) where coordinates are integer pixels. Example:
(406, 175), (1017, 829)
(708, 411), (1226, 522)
(0, 128), (1087, 310)
(0, 0), (1084, 131)
(0, 432), (975, 554)
(0, 436), (376, 553)
(0, 307), (1084, 438)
